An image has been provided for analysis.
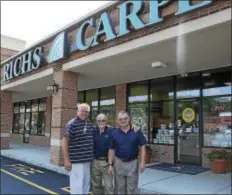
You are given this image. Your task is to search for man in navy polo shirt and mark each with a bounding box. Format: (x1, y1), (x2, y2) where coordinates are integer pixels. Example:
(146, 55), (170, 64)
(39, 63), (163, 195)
(108, 111), (147, 194)
(91, 113), (114, 194)
(62, 103), (94, 195)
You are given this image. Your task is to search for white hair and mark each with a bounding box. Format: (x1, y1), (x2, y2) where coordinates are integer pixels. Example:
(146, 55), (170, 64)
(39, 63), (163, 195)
(96, 113), (107, 120)
(78, 103), (90, 112)
(117, 111), (130, 118)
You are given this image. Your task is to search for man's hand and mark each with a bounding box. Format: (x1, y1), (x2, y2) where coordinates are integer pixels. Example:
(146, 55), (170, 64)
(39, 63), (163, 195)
(64, 160), (72, 171)
(140, 162), (145, 173)
(108, 165), (113, 176)
(131, 124), (140, 132)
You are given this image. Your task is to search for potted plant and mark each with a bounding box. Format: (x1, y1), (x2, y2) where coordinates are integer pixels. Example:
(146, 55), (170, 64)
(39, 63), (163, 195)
(206, 148), (231, 174)
(145, 145), (153, 164)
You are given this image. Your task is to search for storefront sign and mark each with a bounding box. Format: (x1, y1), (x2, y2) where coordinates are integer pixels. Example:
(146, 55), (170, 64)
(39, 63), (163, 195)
(182, 108), (195, 123)
(3, 32), (68, 81)
(3, 47), (44, 81)
(74, 0), (213, 51)
(2, 0), (213, 81)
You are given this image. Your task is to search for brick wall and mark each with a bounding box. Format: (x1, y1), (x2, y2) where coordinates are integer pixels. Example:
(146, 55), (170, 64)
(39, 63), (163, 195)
(10, 134), (23, 143)
(29, 136), (50, 146)
(151, 145), (174, 164)
(202, 148), (231, 171)
(0, 91), (13, 149)
(50, 71), (78, 166)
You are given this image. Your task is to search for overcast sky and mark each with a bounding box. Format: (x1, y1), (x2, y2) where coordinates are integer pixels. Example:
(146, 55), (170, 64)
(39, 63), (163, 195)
(1, 1), (110, 48)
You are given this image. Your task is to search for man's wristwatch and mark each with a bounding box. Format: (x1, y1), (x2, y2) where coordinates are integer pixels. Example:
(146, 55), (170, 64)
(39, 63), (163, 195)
(108, 163), (113, 166)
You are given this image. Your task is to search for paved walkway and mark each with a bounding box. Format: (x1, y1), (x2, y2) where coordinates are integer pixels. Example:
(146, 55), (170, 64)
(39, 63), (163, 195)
(1, 143), (231, 194)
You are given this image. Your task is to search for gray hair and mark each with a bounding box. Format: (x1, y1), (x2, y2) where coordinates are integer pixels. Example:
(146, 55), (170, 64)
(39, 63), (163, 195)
(77, 103), (90, 112)
(117, 111), (130, 118)
(96, 113), (107, 120)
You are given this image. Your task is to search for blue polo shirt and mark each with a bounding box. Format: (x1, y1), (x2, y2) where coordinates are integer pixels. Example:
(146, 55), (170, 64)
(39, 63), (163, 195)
(109, 128), (147, 160)
(94, 127), (115, 158)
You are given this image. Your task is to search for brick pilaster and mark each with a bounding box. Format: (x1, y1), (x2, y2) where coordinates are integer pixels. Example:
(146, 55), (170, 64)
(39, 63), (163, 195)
(0, 91), (13, 149)
(116, 84), (127, 112)
(50, 71), (78, 166)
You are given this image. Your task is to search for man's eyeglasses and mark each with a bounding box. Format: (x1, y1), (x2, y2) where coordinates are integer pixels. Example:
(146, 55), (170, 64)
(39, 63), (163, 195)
(97, 120), (106, 123)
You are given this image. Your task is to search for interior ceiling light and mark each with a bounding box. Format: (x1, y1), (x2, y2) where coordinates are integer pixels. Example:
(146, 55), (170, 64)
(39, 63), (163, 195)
(151, 61), (167, 68)
(202, 73), (211, 77)
(224, 82), (232, 86)
(204, 81), (215, 87)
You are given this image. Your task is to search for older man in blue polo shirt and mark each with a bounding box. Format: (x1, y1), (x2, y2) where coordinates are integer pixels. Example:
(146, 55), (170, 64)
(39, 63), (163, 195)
(92, 113), (140, 194)
(108, 111), (147, 194)
(91, 113), (114, 194)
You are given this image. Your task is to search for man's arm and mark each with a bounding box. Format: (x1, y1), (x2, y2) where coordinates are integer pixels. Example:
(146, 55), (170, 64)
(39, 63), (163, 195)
(62, 121), (73, 171)
(62, 137), (70, 163)
(140, 145), (146, 169)
(138, 130), (148, 173)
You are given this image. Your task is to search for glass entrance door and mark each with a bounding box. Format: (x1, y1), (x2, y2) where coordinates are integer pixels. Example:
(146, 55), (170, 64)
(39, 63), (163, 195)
(176, 99), (200, 165)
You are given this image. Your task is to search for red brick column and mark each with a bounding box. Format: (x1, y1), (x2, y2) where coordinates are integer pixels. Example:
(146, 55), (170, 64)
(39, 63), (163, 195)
(0, 91), (13, 149)
(50, 71), (78, 166)
(116, 84), (127, 112)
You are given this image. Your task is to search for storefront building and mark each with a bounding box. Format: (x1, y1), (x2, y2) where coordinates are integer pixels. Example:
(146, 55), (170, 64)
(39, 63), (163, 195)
(1, 0), (231, 168)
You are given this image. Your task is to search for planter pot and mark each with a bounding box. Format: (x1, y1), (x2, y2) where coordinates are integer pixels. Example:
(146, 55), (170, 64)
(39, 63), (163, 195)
(145, 154), (151, 164)
(212, 159), (228, 174)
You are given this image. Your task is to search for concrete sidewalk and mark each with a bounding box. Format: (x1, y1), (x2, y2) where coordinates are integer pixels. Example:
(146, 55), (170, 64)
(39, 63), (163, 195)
(1, 143), (231, 194)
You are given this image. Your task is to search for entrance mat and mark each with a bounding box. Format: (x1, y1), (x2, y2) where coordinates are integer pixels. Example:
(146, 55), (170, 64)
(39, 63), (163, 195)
(147, 163), (210, 175)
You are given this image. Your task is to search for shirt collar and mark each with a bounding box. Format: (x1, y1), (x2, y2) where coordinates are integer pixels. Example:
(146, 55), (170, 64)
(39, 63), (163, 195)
(97, 126), (108, 134)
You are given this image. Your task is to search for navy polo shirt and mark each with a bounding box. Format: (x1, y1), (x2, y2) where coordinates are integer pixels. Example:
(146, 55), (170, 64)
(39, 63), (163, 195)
(94, 127), (115, 158)
(109, 128), (147, 160)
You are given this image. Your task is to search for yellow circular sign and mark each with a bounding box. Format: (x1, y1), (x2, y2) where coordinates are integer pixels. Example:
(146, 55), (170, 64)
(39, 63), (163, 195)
(182, 108), (195, 123)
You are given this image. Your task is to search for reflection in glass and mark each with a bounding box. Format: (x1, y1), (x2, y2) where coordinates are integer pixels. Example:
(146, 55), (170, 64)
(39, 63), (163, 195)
(100, 86), (116, 126)
(128, 104), (148, 140)
(20, 103), (25, 113)
(151, 101), (174, 144)
(203, 71), (232, 96)
(203, 96), (232, 147)
(19, 114), (25, 134)
(32, 101), (38, 112)
(151, 77), (174, 101)
(78, 91), (84, 103)
(176, 73), (200, 99)
(13, 114), (20, 133)
(128, 81), (148, 103)
(14, 104), (20, 113)
(38, 112), (46, 136)
(31, 112), (38, 135)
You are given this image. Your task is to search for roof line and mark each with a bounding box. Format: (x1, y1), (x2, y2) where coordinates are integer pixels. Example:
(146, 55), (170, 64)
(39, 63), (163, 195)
(1, 1), (119, 65)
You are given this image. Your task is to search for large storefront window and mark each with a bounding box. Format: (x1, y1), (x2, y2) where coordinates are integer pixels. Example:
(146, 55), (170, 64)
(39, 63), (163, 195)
(100, 86), (116, 126)
(78, 86), (116, 126)
(202, 70), (232, 147)
(150, 77), (175, 144)
(12, 98), (46, 138)
(203, 96), (231, 147)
